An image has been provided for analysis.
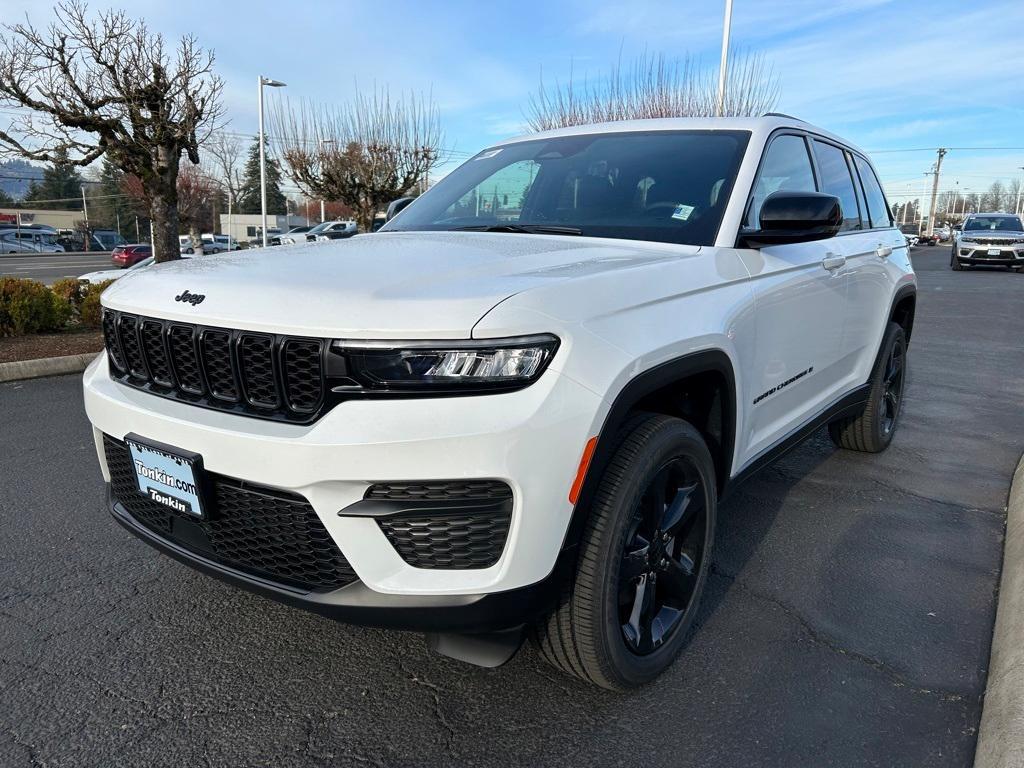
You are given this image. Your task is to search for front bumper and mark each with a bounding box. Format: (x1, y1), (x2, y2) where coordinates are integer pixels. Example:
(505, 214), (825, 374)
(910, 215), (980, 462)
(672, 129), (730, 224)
(108, 487), (558, 632)
(84, 351), (603, 599)
(956, 244), (1024, 266)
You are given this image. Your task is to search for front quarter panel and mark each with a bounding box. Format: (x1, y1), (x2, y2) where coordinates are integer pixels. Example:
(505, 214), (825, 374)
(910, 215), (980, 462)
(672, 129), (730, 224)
(473, 243), (756, 480)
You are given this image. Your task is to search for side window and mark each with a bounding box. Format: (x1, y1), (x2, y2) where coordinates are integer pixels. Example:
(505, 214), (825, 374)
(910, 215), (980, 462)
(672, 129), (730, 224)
(812, 140), (862, 231)
(746, 134), (816, 227)
(853, 155), (892, 228)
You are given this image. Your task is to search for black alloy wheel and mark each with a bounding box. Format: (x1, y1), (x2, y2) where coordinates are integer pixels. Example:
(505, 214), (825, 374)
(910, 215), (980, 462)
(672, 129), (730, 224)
(619, 460), (708, 655)
(880, 340), (905, 437)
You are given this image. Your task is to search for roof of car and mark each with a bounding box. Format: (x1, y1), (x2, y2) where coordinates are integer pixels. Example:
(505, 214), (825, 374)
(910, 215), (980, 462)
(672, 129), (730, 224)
(492, 115), (867, 158)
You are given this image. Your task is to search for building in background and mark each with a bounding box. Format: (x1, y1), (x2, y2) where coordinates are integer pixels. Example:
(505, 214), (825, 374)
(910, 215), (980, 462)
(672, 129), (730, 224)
(218, 213), (309, 244)
(0, 208), (83, 231)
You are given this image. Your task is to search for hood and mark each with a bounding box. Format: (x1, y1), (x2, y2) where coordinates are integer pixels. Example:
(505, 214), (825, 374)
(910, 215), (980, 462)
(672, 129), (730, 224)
(101, 231), (696, 339)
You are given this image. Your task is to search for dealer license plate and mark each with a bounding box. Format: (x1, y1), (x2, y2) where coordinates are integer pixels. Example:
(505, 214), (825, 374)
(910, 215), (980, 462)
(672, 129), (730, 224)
(125, 434), (205, 518)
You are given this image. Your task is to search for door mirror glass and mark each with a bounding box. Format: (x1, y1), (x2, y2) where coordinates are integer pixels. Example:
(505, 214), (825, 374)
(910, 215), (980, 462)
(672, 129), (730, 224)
(741, 191), (842, 247)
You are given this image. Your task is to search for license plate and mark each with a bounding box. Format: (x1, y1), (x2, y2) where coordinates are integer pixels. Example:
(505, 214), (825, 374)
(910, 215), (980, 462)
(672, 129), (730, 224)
(988, 249), (1002, 256)
(125, 434), (206, 518)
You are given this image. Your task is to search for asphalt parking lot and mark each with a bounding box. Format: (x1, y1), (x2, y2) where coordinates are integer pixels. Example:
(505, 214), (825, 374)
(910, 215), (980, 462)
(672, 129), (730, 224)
(1, 246), (1021, 767)
(0, 251), (114, 284)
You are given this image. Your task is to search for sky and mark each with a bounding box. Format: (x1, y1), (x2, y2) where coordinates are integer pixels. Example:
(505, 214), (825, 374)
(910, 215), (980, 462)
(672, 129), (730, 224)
(5, 0), (1024, 209)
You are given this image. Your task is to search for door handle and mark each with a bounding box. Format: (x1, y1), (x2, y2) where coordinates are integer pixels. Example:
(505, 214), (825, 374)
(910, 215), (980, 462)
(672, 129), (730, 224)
(822, 253), (846, 271)
(876, 244), (893, 259)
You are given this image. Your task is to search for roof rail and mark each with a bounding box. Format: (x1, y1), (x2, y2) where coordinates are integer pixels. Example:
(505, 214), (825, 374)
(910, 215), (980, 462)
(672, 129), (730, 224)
(762, 112), (805, 121)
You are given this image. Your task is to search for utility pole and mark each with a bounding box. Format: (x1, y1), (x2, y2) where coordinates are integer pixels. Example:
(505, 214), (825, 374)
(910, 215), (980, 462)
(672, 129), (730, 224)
(926, 148), (946, 237)
(81, 184), (90, 252)
(1015, 166), (1024, 216)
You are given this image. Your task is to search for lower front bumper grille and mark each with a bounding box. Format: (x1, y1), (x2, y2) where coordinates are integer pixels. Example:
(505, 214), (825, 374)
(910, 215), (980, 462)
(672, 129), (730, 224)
(103, 435), (357, 592)
(362, 480), (514, 569)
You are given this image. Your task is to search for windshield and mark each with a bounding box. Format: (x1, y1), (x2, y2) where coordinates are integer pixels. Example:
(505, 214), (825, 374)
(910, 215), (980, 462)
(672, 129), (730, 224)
(383, 130), (750, 246)
(95, 232), (126, 248)
(130, 256), (155, 269)
(306, 221), (334, 235)
(964, 216), (1023, 232)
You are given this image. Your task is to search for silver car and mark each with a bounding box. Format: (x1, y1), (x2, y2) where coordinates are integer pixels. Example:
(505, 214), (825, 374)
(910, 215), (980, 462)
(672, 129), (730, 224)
(951, 213), (1024, 271)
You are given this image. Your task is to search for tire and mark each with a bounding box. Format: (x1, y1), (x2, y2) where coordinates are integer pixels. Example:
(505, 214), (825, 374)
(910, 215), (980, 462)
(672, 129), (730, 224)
(829, 322), (907, 453)
(950, 249), (963, 271)
(533, 414), (716, 690)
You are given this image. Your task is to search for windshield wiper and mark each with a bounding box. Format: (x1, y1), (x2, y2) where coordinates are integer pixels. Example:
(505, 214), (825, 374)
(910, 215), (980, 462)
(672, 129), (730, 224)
(452, 223), (582, 236)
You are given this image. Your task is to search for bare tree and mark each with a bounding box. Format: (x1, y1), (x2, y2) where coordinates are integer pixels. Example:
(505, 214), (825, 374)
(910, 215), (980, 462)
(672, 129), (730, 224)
(204, 131), (243, 209)
(981, 180), (1006, 213)
(270, 87), (441, 231)
(0, 2), (223, 261)
(527, 50), (780, 132)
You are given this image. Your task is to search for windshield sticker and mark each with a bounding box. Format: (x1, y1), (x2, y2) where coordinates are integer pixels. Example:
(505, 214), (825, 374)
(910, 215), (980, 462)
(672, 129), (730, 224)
(475, 148), (503, 160)
(671, 204), (695, 221)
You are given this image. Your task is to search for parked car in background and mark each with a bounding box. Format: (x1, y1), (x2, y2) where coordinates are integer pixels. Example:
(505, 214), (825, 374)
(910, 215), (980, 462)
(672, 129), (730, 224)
(57, 229), (127, 252)
(272, 226), (311, 246)
(0, 227), (66, 253)
(936, 226), (951, 242)
(86, 115), (916, 689)
(281, 220), (356, 244)
(951, 213), (1024, 271)
(201, 234), (242, 253)
(917, 231), (939, 246)
(111, 244), (152, 268)
(80, 254), (192, 285)
(93, 230), (127, 251)
(315, 221), (358, 241)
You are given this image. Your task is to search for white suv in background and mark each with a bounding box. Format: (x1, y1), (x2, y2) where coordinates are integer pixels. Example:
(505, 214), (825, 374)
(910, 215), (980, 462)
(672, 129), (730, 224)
(84, 116), (915, 689)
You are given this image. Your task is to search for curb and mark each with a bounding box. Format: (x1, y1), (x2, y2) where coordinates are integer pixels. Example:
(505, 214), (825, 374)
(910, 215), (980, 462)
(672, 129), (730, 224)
(0, 351), (98, 383)
(976, 454), (1024, 768)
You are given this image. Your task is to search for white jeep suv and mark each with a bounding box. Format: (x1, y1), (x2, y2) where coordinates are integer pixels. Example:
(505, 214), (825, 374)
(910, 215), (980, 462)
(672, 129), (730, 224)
(83, 116), (916, 689)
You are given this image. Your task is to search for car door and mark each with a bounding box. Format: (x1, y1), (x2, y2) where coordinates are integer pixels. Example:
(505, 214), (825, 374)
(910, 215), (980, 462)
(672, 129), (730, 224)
(735, 132), (850, 464)
(847, 153), (905, 383)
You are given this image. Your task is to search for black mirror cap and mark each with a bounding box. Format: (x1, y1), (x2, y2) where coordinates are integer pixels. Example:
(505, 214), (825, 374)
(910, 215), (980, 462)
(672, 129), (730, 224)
(741, 191), (843, 247)
(385, 197), (416, 222)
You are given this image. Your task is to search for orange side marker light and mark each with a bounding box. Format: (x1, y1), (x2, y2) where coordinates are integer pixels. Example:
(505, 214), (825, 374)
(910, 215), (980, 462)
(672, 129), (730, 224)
(569, 436), (599, 505)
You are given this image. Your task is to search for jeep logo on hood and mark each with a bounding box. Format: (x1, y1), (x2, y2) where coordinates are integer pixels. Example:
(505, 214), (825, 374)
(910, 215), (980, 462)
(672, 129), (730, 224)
(174, 290), (205, 306)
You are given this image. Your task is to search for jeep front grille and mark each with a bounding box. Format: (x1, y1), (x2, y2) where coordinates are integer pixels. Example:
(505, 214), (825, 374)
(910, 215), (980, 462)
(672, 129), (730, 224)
(103, 309), (326, 422)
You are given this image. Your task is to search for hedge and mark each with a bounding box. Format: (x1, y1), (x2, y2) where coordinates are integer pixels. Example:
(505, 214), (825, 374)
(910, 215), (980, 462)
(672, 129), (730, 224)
(0, 278), (72, 336)
(0, 277), (114, 336)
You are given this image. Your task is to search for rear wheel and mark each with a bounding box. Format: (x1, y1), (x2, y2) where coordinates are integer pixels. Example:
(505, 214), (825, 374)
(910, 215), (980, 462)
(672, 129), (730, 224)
(829, 322), (906, 453)
(533, 414), (716, 690)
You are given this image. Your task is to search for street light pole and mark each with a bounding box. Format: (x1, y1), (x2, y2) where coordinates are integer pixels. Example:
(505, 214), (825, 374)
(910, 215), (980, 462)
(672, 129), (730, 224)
(716, 0), (734, 117)
(258, 75), (286, 248)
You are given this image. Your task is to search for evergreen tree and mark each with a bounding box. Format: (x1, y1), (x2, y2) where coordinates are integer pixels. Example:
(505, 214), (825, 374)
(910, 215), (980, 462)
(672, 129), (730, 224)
(0, 187), (13, 205)
(21, 149), (83, 210)
(86, 159), (134, 232)
(237, 138), (286, 215)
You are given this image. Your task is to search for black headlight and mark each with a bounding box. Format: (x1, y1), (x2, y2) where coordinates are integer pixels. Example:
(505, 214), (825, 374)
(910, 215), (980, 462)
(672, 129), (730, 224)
(330, 334), (559, 395)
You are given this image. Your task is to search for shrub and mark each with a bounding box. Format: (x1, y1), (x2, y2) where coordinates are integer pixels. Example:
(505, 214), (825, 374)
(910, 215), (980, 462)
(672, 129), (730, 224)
(80, 280), (116, 329)
(0, 278), (72, 336)
(51, 277), (85, 312)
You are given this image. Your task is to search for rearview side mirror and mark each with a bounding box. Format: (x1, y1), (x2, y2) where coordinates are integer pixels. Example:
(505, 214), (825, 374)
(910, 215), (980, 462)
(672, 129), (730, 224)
(740, 191), (842, 248)
(385, 197), (416, 222)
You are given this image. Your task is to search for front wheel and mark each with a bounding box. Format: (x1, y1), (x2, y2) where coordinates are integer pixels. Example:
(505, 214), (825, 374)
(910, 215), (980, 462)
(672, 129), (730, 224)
(951, 249), (963, 271)
(829, 322), (907, 453)
(533, 414), (716, 690)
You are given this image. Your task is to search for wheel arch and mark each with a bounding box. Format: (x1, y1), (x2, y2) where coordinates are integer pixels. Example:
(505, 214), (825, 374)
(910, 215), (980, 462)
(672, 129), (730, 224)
(890, 284), (917, 344)
(559, 349), (737, 557)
